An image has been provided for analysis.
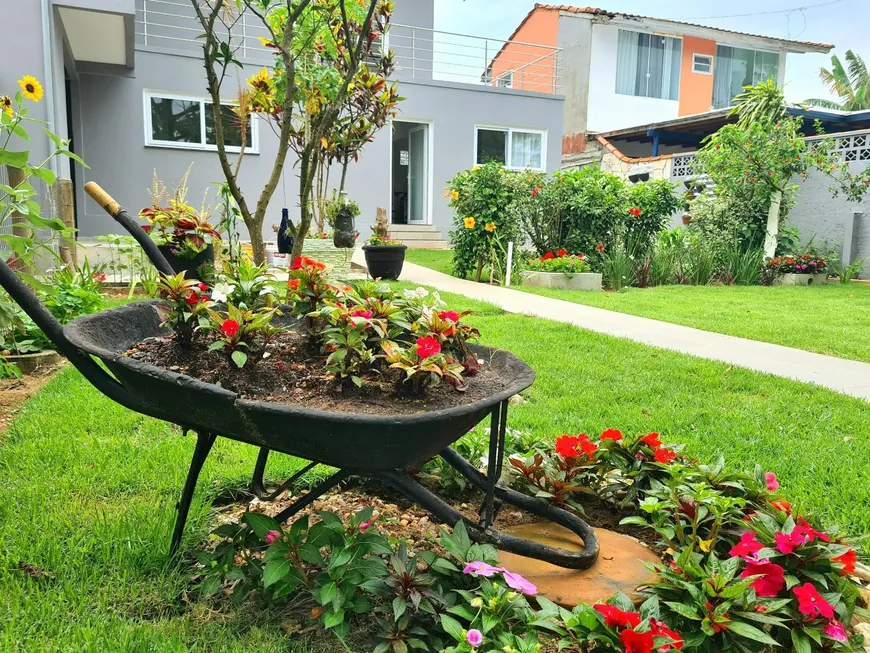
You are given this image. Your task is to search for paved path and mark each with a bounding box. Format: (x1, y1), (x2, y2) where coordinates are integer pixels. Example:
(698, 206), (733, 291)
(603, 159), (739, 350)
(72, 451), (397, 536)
(385, 258), (870, 402)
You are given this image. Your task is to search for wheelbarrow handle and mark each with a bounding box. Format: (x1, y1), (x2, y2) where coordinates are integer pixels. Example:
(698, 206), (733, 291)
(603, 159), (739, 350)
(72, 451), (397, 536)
(84, 181), (175, 277)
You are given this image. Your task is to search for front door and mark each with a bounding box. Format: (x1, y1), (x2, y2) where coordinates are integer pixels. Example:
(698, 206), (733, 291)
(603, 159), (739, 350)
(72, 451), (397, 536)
(407, 125), (428, 224)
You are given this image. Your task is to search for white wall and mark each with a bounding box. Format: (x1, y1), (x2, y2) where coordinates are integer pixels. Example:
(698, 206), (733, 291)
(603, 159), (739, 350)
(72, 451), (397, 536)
(586, 24), (680, 133)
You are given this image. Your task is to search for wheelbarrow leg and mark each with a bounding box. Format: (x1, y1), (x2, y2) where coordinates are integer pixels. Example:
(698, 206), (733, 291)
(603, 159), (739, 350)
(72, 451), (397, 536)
(169, 430), (217, 557)
(251, 446), (319, 502)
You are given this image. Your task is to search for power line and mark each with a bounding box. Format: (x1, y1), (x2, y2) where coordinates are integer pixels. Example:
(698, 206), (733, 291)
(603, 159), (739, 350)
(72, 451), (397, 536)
(680, 0), (845, 20)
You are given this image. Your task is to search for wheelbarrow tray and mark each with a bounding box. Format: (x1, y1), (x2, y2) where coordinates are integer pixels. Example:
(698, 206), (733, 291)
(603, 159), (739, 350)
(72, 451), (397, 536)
(64, 301), (536, 471)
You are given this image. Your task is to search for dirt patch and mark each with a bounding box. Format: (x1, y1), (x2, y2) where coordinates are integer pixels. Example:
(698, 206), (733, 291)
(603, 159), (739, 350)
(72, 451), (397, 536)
(127, 332), (506, 416)
(0, 363), (64, 440)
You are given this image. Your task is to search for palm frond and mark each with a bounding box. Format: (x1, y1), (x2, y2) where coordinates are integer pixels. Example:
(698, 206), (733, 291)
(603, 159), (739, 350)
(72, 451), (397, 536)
(803, 97), (846, 110)
(820, 56), (855, 103)
(845, 50), (870, 88)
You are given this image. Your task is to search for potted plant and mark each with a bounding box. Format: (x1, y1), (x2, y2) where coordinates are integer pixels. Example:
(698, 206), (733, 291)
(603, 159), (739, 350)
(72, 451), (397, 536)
(363, 232), (406, 280)
(139, 171), (221, 278)
(521, 250), (601, 291)
(766, 254), (828, 286)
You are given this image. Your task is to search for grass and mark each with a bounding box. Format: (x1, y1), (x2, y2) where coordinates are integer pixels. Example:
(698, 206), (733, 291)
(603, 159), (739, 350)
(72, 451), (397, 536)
(4, 287), (870, 650)
(405, 249), (870, 362)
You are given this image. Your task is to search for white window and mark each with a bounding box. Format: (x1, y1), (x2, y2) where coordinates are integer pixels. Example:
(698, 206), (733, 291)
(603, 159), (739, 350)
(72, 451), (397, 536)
(496, 71), (513, 88)
(615, 29), (682, 101)
(144, 92), (259, 154)
(475, 126), (546, 171)
(712, 46), (779, 109)
(692, 53), (713, 74)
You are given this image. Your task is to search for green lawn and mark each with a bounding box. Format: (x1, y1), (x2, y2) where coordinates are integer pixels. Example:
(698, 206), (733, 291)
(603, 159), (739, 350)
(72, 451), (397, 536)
(3, 288), (870, 650)
(405, 249), (870, 362)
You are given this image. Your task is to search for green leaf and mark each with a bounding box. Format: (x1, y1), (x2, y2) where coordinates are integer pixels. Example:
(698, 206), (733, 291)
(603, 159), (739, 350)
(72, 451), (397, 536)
(663, 601), (701, 620)
(243, 511), (280, 539)
(199, 574), (221, 596)
(231, 350), (247, 368)
(440, 614), (464, 643)
(59, 149), (89, 168)
(0, 150), (29, 168)
(791, 628), (811, 653)
(727, 620), (780, 646)
(262, 557), (291, 588)
(323, 609), (345, 629)
(208, 341), (226, 352)
(29, 167), (55, 185)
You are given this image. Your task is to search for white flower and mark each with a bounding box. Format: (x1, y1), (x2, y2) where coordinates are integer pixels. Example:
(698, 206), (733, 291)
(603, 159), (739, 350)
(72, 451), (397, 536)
(211, 282), (235, 303)
(402, 286), (429, 300)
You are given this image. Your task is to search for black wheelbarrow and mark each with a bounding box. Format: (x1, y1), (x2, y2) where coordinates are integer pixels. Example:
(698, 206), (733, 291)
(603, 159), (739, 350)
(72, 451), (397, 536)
(0, 182), (598, 569)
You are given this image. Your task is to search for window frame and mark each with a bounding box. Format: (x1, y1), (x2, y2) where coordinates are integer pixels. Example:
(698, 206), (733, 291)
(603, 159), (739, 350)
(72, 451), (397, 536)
(615, 29), (683, 101)
(143, 91), (259, 154)
(473, 124), (547, 172)
(692, 53), (713, 75)
(496, 71), (513, 88)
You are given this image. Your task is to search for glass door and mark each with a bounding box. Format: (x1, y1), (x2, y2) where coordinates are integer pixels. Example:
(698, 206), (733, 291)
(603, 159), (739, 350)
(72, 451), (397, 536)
(407, 125), (428, 224)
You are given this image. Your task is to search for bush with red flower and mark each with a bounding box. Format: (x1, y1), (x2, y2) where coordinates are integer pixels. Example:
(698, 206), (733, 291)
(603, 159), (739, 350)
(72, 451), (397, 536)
(524, 250), (592, 275)
(156, 271), (213, 344)
(206, 302), (281, 368)
(765, 253), (828, 275)
(139, 170), (221, 260)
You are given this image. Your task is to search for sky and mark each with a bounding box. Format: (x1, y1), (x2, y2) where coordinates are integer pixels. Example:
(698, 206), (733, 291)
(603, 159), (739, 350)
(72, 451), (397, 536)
(434, 0), (869, 105)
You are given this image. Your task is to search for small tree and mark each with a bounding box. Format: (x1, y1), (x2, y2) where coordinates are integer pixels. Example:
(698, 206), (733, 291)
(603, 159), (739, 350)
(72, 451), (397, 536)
(191, 0), (395, 264)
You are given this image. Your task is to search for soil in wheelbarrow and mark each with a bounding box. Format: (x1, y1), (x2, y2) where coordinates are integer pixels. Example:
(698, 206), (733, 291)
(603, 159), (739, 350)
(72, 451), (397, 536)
(126, 331), (508, 416)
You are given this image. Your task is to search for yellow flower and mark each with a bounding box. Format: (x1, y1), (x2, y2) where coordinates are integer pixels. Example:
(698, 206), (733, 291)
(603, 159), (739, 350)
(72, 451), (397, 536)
(451, 190), (459, 201)
(472, 165), (480, 171)
(699, 539), (713, 553)
(0, 96), (12, 117)
(464, 216), (475, 229)
(485, 222), (497, 233)
(247, 68), (273, 93)
(442, 191), (450, 198)
(18, 76), (43, 103)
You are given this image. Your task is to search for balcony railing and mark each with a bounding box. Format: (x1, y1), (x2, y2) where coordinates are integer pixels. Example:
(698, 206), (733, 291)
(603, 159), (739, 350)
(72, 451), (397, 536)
(134, 2), (562, 95)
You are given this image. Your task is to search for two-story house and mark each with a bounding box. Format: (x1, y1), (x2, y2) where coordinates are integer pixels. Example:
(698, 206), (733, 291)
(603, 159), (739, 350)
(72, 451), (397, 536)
(489, 4), (832, 162)
(2, 0), (566, 247)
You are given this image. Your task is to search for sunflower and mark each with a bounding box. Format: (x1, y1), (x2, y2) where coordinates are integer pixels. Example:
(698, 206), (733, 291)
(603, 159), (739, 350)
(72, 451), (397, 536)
(463, 217), (475, 229)
(17, 76), (43, 103)
(485, 222), (497, 233)
(0, 96), (12, 117)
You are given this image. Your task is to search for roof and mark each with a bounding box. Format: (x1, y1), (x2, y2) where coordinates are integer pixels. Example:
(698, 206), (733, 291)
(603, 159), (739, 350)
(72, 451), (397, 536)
(504, 4), (833, 53)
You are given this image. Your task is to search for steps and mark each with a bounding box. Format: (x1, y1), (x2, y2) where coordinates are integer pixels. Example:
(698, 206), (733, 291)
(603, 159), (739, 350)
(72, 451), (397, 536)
(386, 224), (450, 249)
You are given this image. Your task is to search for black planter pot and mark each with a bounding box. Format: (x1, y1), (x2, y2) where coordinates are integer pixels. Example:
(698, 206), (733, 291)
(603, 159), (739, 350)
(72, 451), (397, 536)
(157, 244), (214, 278)
(363, 244), (407, 280)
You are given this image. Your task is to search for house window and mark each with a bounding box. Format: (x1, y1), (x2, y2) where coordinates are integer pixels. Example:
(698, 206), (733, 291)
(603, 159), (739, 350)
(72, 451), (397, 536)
(692, 53), (713, 74)
(615, 29), (682, 101)
(496, 71), (513, 88)
(475, 126), (546, 171)
(712, 46), (779, 109)
(145, 92), (258, 153)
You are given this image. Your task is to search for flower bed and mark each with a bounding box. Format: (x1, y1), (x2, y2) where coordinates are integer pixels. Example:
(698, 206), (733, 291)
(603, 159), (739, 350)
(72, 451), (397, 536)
(192, 426), (866, 652)
(521, 250), (601, 291)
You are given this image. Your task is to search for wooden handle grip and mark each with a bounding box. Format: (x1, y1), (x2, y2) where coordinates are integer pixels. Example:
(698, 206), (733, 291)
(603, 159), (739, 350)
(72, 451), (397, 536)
(84, 181), (121, 218)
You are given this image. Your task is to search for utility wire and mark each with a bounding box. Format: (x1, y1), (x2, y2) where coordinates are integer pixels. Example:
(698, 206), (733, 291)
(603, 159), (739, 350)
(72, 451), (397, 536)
(680, 0), (845, 20)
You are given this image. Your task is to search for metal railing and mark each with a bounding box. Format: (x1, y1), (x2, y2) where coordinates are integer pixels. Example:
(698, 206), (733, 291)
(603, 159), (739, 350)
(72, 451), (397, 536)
(134, 2), (562, 94)
(388, 23), (562, 94)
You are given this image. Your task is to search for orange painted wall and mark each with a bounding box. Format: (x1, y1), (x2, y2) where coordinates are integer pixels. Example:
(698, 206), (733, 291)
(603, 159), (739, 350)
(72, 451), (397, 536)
(678, 36), (717, 116)
(490, 8), (560, 94)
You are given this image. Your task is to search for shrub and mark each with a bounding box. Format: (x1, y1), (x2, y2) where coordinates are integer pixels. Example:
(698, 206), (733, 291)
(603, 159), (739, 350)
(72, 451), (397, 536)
(524, 250), (591, 274)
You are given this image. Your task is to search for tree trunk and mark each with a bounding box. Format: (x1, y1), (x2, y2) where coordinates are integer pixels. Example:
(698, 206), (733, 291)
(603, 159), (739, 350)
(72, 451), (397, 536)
(291, 154), (317, 259)
(248, 214), (266, 265)
(475, 257), (484, 283)
(763, 189), (783, 259)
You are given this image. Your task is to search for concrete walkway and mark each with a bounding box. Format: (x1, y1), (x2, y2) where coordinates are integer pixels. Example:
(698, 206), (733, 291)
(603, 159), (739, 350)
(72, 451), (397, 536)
(389, 259), (870, 402)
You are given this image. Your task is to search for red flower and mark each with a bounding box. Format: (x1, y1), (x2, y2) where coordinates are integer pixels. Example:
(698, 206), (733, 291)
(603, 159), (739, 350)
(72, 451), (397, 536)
(595, 243), (605, 253)
(729, 531), (764, 562)
(765, 472), (779, 491)
(600, 428), (623, 441)
(287, 278), (300, 290)
(542, 252), (555, 260)
(620, 628), (654, 653)
(832, 548), (857, 576)
(741, 561), (785, 598)
(198, 283), (209, 292)
(92, 272), (107, 282)
(578, 434), (598, 458)
(823, 620), (848, 642)
(555, 435), (580, 458)
(650, 619), (683, 651)
(594, 603), (641, 629)
(351, 310), (373, 319)
(415, 335), (441, 359)
(628, 207), (642, 217)
(439, 310), (460, 322)
(290, 256), (325, 271)
(641, 432), (661, 448)
(556, 249), (568, 257)
(220, 319), (240, 338)
(711, 615), (730, 633)
(793, 582), (835, 619)
(774, 530), (803, 554)
(184, 292), (199, 306)
(655, 448), (676, 464)
(795, 517), (831, 544)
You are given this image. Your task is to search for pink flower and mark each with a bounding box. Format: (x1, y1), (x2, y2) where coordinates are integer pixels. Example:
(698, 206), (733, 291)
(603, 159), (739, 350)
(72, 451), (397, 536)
(765, 472), (779, 491)
(823, 620), (847, 642)
(793, 583), (835, 619)
(415, 335), (441, 359)
(466, 629), (483, 648)
(463, 561), (502, 577)
(729, 531), (764, 562)
(774, 530), (802, 554)
(351, 309), (373, 319)
(265, 530), (281, 544)
(502, 569), (537, 596)
(741, 561), (785, 598)
(359, 520), (372, 531)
